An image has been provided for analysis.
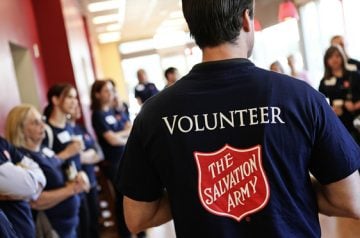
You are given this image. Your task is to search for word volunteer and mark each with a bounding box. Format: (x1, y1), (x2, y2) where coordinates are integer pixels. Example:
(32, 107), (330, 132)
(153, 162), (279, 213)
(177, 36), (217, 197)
(162, 106), (285, 135)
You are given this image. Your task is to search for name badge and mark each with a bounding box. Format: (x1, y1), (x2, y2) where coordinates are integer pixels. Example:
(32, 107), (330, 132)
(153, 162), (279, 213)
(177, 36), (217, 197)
(105, 115), (116, 125)
(57, 131), (71, 144)
(324, 77), (337, 86)
(42, 147), (55, 158)
(136, 84), (145, 91)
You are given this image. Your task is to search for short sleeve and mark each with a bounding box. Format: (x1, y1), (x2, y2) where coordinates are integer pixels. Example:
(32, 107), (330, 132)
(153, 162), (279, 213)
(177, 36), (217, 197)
(92, 111), (112, 137)
(4, 139), (24, 164)
(116, 116), (163, 202)
(309, 94), (360, 184)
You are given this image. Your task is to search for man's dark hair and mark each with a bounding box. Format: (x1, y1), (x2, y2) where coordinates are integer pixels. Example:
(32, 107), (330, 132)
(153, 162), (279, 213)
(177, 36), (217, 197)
(182, 0), (254, 49)
(164, 67), (177, 80)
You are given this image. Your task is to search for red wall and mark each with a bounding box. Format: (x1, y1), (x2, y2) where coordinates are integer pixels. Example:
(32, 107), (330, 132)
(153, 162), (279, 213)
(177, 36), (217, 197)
(0, 0), (95, 135)
(32, 0), (76, 87)
(0, 0), (47, 134)
(61, 0), (96, 133)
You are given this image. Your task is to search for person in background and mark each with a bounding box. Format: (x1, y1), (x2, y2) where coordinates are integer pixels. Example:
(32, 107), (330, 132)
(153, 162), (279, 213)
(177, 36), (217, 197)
(117, 0), (360, 237)
(0, 136), (46, 238)
(91, 80), (146, 238)
(108, 79), (130, 120)
(43, 83), (91, 238)
(287, 54), (311, 86)
(164, 67), (179, 89)
(269, 60), (284, 73)
(5, 104), (89, 238)
(134, 69), (159, 105)
(0, 209), (17, 238)
(319, 45), (360, 141)
(331, 35), (360, 71)
(69, 104), (101, 238)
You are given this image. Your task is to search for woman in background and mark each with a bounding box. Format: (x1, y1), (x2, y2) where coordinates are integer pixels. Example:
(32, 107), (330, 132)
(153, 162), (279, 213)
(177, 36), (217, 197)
(319, 45), (360, 139)
(0, 136), (46, 238)
(5, 104), (89, 238)
(43, 84), (91, 238)
(69, 104), (101, 238)
(91, 80), (146, 238)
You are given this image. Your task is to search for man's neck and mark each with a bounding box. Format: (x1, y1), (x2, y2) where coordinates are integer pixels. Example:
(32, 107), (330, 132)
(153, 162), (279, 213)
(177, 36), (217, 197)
(202, 42), (248, 62)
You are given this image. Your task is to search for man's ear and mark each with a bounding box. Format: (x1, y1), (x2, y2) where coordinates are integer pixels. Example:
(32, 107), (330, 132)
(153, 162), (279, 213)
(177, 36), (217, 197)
(242, 9), (252, 32)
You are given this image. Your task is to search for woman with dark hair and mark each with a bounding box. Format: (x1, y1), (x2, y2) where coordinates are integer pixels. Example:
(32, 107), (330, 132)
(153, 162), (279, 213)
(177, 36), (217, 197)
(43, 84), (91, 238)
(319, 46), (360, 137)
(90, 80), (145, 238)
(5, 104), (89, 238)
(69, 104), (101, 238)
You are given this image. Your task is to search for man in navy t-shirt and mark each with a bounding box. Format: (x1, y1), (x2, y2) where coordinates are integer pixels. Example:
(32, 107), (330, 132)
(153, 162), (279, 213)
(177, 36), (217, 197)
(117, 1), (360, 237)
(134, 69), (159, 105)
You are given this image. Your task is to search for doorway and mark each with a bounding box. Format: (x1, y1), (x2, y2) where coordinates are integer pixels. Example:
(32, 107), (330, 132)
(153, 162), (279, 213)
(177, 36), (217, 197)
(10, 42), (41, 109)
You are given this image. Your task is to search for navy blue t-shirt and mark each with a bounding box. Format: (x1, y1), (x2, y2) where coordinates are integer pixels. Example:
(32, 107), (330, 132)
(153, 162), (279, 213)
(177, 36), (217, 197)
(134, 82), (159, 103)
(0, 209), (17, 238)
(0, 137), (35, 238)
(72, 124), (98, 187)
(19, 147), (80, 238)
(118, 59), (360, 238)
(43, 123), (82, 172)
(92, 109), (129, 163)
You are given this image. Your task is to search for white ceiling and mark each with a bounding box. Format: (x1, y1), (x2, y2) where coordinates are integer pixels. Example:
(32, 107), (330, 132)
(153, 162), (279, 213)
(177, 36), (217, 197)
(78, 0), (313, 44)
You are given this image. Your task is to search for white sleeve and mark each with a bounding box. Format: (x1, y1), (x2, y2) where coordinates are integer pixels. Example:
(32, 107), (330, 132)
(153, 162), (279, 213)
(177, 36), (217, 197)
(18, 156), (47, 200)
(0, 156), (46, 200)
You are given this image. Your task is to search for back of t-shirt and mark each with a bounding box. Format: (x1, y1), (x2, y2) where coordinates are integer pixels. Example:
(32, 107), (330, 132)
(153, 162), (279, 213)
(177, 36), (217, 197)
(119, 59), (360, 238)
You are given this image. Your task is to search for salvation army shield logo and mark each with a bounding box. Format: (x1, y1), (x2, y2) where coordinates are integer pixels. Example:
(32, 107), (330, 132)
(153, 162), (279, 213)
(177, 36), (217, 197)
(194, 144), (270, 221)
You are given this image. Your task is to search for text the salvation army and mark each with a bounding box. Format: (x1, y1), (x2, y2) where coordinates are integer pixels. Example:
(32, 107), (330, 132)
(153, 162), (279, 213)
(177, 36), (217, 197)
(202, 153), (259, 212)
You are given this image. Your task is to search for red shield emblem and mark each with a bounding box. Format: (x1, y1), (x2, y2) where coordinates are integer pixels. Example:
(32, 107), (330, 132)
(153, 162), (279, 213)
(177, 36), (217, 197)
(194, 144), (270, 221)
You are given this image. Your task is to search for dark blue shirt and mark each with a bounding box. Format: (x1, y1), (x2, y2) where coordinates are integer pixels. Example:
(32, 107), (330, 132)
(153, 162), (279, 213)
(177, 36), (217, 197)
(72, 124), (98, 188)
(319, 70), (360, 133)
(118, 59), (360, 238)
(0, 209), (17, 238)
(0, 137), (35, 238)
(19, 147), (80, 238)
(43, 123), (82, 172)
(92, 109), (129, 163)
(135, 82), (159, 104)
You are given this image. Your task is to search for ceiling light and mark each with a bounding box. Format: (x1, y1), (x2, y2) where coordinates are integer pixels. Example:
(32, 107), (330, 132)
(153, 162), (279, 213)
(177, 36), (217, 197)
(106, 23), (122, 31)
(98, 32), (121, 44)
(92, 14), (119, 24)
(88, 0), (120, 13)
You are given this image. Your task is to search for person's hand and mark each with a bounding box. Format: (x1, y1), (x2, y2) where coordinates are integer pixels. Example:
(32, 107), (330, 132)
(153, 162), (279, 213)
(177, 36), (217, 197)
(345, 101), (356, 112)
(64, 141), (82, 158)
(332, 106), (343, 116)
(74, 171), (90, 193)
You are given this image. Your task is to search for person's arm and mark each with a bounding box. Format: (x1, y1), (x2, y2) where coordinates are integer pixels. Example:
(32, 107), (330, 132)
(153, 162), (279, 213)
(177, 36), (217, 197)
(80, 148), (101, 164)
(313, 171), (360, 218)
(56, 140), (82, 160)
(31, 183), (76, 210)
(0, 160), (45, 200)
(123, 192), (172, 234)
(31, 173), (89, 210)
(103, 128), (131, 146)
(136, 97), (143, 106)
